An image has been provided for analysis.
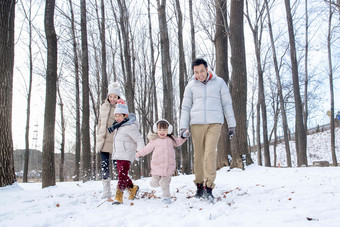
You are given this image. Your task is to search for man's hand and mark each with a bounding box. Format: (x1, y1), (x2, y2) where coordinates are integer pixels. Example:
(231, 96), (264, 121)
(180, 128), (190, 138)
(228, 127), (235, 139)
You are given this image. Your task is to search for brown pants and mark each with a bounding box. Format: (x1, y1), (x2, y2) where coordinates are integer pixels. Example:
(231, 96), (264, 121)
(191, 124), (222, 189)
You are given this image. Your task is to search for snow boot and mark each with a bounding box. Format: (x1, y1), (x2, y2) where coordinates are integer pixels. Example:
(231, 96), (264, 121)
(112, 188), (124, 205)
(101, 178), (112, 200)
(127, 184), (139, 200)
(194, 183), (204, 198)
(203, 186), (215, 202)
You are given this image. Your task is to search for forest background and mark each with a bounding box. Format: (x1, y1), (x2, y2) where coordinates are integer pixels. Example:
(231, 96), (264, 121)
(1, 0), (339, 187)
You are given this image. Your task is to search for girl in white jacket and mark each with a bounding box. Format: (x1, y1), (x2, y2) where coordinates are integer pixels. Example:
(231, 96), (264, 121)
(109, 99), (145, 205)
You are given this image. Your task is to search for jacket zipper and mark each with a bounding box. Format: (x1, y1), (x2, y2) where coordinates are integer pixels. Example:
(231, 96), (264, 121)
(204, 82), (207, 123)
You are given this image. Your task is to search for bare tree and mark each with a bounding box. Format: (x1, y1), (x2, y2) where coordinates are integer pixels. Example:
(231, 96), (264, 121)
(215, 0), (234, 169)
(304, 0), (309, 134)
(147, 0), (158, 122)
(175, 0), (190, 174)
(80, 0), (92, 182)
(68, 0), (81, 181)
(100, 0), (108, 102)
(20, 0), (34, 183)
(0, 0), (16, 187)
(156, 0), (174, 122)
(229, 0), (249, 169)
(57, 86), (65, 182)
(116, 0), (135, 112)
(284, 0), (307, 167)
(189, 0), (196, 61)
(42, 0), (57, 188)
(264, 0), (292, 167)
(245, 0), (270, 166)
(326, 0), (337, 166)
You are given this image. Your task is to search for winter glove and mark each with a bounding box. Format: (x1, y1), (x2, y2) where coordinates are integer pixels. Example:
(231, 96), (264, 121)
(180, 128), (190, 138)
(228, 127), (235, 139)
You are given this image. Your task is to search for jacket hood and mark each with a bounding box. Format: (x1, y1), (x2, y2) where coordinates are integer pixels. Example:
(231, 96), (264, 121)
(147, 132), (159, 142)
(121, 113), (137, 126)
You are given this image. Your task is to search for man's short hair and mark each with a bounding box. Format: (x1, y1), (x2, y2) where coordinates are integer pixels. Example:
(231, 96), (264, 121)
(192, 58), (208, 70)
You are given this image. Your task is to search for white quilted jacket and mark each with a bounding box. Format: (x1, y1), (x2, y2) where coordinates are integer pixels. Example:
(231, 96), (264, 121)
(180, 72), (236, 129)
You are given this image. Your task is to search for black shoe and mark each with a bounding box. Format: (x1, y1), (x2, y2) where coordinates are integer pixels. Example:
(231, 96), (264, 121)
(203, 187), (214, 200)
(194, 183), (204, 198)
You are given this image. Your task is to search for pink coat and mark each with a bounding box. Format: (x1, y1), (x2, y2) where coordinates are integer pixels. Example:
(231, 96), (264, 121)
(136, 134), (187, 176)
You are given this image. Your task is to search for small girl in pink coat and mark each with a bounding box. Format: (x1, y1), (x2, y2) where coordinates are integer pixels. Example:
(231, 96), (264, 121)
(135, 119), (189, 204)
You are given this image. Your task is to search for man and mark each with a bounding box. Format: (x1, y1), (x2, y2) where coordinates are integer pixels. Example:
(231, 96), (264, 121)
(180, 58), (236, 201)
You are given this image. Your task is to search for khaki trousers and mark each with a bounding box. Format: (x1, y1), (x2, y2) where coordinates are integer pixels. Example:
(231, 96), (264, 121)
(150, 175), (172, 198)
(191, 124), (222, 189)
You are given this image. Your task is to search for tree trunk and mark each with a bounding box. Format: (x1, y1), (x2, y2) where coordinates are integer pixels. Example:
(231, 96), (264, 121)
(189, 0), (196, 62)
(229, 0), (248, 169)
(23, 0), (33, 183)
(116, 0), (135, 112)
(157, 0), (174, 122)
(0, 0), (16, 187)
(68, 0), (81, 181)
(304, 0), (308, 134)
(175, 0), (190, 174)
(80, 0), (92, 182)
(100, 0), (108, 102)
(42, 0), (57, 188)
(256, 102), (262, 165)
(147, 0), (158, 122)
(57, 87), (65, 182)
(215, 0), (232, 169)
(284, 0), (307, 167)
(264, 0), (291, 167)
(327, 1), (337, 166)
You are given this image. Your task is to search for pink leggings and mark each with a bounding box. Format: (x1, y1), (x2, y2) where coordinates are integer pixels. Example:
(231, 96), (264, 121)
(116, 160), (133, 191)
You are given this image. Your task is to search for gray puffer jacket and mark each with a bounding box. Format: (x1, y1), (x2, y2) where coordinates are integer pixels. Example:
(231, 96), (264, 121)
(112, 113), (145, 163)
(180, 72), (236, 129)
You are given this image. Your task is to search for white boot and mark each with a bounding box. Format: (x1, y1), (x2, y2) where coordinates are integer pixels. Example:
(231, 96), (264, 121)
(101, 178), (112, 199)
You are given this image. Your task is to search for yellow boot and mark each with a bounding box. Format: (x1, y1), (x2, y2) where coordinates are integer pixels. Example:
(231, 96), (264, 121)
(127, 185), (139, 200)
(113, 188), (124, 205)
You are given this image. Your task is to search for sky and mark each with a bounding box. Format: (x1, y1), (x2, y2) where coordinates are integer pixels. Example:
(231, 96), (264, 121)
(1, 126), (339, 227)
(11, 0), (340, 152)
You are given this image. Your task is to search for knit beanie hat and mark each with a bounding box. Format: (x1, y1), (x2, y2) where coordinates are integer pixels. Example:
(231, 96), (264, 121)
(108, 82), (121, 97)
(114, 99), (129, 115)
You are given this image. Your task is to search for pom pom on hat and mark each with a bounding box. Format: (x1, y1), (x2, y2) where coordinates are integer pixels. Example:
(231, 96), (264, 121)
(114, 99), (129, 115)
(108, 82), (121, 97)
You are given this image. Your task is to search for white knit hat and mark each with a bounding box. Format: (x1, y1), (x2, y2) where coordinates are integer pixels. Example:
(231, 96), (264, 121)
(108, 82), (121, 97)
(114, 99), (129, 115)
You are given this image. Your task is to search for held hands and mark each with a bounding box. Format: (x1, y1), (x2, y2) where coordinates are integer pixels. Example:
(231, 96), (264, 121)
(180, 128), (191, 138)
(228, 127), (235, 139)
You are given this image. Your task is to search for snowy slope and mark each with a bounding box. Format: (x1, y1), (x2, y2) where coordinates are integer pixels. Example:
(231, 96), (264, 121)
(252, 127), (340, 167)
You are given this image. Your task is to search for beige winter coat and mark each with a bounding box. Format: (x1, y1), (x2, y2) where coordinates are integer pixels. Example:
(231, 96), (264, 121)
(96, 99), (116, 153)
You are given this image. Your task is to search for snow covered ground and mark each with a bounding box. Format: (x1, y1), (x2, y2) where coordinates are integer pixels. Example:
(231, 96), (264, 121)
(1, 128), (339, 227)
